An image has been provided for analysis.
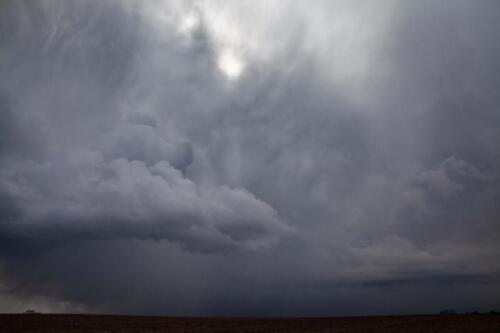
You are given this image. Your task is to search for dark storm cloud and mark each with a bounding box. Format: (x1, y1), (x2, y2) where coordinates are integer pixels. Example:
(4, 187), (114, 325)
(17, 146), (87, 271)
(0, 0), (290, 255)
(0, 0), (499, 315)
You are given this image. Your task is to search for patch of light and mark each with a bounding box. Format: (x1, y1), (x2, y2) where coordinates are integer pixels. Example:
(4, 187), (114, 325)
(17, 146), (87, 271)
(178, 11), (199, 34)
(143, 1), (395, 93)
(195, 2), (255, 80)
(218, 50), (244, 79)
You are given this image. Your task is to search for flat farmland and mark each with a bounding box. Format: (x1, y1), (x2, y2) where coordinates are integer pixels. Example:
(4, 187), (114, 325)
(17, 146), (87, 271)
(0, 314), (499, 333)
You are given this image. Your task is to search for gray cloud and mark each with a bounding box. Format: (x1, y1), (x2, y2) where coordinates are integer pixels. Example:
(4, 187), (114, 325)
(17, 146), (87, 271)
(0, 0), (499, 315)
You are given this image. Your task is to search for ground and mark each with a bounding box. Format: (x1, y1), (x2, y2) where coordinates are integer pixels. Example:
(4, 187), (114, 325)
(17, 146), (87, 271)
(1, 314), (500, 332)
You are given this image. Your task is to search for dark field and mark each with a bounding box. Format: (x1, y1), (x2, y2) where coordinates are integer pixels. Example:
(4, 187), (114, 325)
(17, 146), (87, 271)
(1, 314), (500, 333)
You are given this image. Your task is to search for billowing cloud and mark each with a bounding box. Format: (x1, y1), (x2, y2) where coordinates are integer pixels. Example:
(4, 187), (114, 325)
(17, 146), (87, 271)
(0, 0), (291, 255)
(0, 0), (499, 315)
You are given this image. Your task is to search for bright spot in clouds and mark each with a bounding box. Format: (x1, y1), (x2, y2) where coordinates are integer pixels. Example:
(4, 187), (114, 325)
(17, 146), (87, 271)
(178, 12), (199, 34)
(218, 50), (244, 79)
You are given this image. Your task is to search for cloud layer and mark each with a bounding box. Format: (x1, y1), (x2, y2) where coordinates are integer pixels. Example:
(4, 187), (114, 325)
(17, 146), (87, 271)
(0, 0), (499, 315)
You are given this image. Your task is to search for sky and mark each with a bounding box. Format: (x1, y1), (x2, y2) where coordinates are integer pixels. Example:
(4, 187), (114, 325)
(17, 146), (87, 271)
(0, 0), (499, 316)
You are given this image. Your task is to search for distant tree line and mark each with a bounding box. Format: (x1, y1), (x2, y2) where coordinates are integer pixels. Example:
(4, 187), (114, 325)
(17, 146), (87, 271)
(439, 309), (498, 315)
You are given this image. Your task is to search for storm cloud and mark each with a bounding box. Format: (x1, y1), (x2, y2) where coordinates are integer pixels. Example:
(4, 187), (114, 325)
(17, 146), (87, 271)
(0, 0), (499, 316)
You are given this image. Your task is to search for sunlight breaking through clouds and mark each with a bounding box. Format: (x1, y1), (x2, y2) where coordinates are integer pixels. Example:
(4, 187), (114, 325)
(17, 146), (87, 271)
(217, 50), (244, 79)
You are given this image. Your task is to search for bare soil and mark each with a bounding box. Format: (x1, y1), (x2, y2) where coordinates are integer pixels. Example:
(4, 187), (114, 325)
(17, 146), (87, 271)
(1, 313), (499, 332)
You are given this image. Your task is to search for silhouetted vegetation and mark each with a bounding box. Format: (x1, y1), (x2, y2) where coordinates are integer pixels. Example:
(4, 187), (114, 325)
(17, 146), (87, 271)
(440, 309), (457, 315)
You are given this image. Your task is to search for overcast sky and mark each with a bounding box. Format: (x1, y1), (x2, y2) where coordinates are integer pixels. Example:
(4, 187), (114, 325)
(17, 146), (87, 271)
(0, 0), (499, 316)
